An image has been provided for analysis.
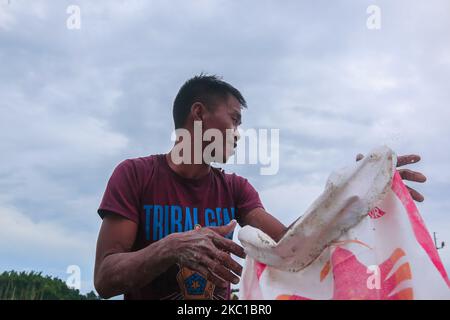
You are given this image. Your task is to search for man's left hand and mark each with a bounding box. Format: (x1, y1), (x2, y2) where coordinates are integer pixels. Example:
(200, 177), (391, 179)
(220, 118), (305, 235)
(356, 153), (427, 202)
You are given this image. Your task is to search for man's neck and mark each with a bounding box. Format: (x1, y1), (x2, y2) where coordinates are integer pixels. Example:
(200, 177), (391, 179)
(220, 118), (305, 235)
(165, 151), (211, 180)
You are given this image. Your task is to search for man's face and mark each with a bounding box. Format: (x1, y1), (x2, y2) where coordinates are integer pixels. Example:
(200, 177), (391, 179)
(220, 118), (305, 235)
(202, 94), (242, 163)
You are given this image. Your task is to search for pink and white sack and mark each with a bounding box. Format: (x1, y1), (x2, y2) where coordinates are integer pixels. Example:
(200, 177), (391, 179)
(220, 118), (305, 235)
(238, 146), (450, 300)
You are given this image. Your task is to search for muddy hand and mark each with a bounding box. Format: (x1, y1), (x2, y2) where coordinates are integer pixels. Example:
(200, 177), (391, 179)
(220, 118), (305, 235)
(355, 153), (426, 202)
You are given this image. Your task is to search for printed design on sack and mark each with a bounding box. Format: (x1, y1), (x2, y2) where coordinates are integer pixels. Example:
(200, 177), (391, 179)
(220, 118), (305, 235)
(176, 265), (215, 300)
(275, 247), (413, 300)
(368, 207), (386, 219)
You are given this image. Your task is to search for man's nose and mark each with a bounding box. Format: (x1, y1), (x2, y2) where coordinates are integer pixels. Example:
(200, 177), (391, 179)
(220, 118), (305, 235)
(234, 129), (241, 142)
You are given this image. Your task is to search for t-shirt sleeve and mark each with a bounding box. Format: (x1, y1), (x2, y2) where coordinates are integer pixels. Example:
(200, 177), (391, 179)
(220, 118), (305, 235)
(97, 159), (141, 224)
(233, 175), (265, 223)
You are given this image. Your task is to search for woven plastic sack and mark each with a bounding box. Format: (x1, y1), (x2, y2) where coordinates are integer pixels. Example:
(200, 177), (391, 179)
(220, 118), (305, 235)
(239, 146), (450, 300)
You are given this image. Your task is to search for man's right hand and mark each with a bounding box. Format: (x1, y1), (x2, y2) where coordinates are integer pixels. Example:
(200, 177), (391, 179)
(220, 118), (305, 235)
(166, 220), (246, 288)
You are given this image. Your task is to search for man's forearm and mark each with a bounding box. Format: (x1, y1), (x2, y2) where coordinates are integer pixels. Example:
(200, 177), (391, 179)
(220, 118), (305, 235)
(95, 235), (175, 299)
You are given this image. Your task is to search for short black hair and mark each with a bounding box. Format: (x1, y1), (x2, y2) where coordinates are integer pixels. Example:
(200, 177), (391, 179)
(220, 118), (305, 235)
(173, 74), (247, 129)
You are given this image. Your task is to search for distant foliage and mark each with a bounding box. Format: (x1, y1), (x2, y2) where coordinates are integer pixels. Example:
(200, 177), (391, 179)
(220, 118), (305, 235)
(231, 288), (239, 300)
(0, 271), (99, 300)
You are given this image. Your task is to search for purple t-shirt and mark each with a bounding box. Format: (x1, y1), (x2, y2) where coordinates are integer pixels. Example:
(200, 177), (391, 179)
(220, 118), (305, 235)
(98, 154), (264, 300)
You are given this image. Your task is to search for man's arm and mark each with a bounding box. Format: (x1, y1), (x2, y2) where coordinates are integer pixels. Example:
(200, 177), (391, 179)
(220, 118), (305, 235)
(94, 212), (175, 299)
(239, 208), (287, 243)
(242, 154), (427, 243)
(94, 213), (246, 299)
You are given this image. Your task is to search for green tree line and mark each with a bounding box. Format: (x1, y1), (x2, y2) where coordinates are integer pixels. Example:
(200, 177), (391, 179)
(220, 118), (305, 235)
(0, 270), (99, 300)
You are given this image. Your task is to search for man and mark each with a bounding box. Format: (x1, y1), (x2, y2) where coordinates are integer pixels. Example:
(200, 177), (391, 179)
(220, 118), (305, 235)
(94, 75), (426, 300)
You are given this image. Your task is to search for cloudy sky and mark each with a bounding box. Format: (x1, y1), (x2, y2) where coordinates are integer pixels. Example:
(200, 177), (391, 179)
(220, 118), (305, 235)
(1, 0), (449, 297)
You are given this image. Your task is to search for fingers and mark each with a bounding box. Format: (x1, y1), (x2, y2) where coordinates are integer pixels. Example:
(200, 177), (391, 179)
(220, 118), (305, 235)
(358, 154), (422, 166)
(209, 220), (237, 237)
(397, 154), (421, 167)
(398, 169), (426, 202)
(185, 261), (228, 288)
(406, 185), (425, 202)
(202, 255), (240, 285)
(395, 154), (426, 203)
(398, 169), (427, 183)
(211, 235), (246, 259)
(212, 250), (243, 277)
(184, 239), (244, 287)
(356, 153), (426, 203)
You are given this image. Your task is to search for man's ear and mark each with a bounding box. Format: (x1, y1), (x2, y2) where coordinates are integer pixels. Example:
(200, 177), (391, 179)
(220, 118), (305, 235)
(191, 102), (206, 122)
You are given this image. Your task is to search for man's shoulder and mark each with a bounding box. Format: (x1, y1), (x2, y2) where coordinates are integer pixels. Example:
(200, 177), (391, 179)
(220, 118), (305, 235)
(114, 154), (163, 176)
(122, 153), (162, 166)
